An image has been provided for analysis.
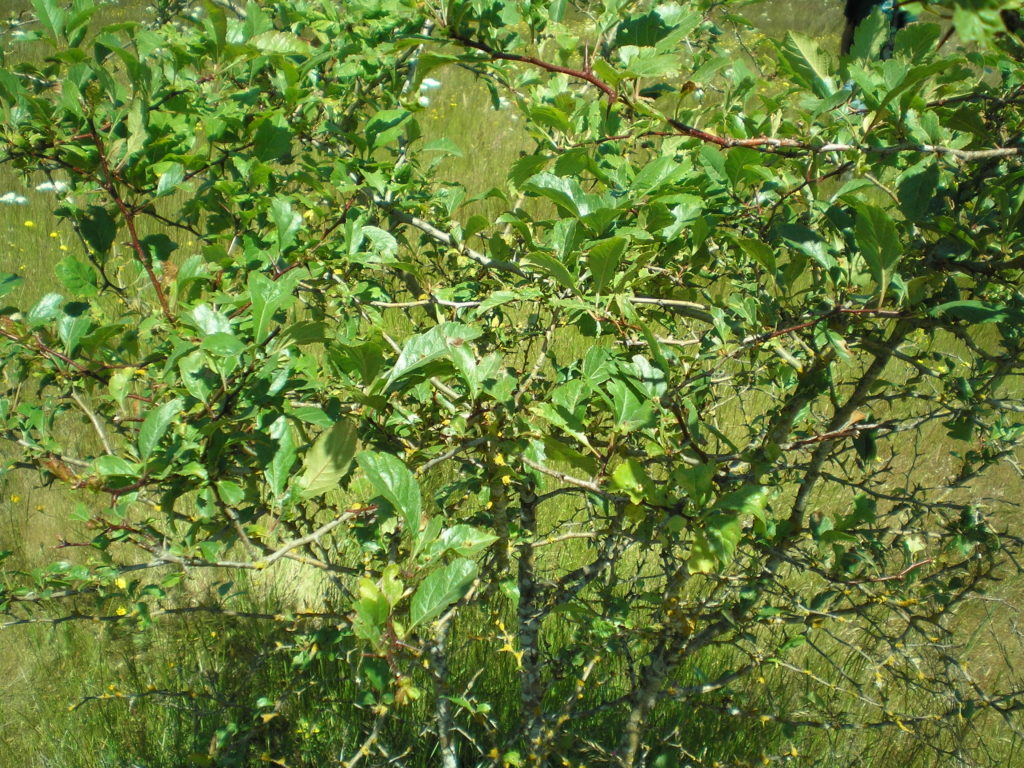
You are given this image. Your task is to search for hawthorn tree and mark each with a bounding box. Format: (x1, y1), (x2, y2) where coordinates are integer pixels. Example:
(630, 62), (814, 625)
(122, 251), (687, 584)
(2, 0), (1024, 765)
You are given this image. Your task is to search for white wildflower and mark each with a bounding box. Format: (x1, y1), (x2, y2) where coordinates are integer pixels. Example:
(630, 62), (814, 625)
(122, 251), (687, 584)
(419, 78), (441, 90)
(0, 192), (28, 205)
(418, 95), (430, 107)
(35, 180), (68, 193)
(498, 97), (511, 109)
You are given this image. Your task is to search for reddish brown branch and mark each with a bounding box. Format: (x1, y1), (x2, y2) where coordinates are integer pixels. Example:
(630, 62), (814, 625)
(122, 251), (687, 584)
(447, 32), (617, 104)
(88, 118), (174, 322)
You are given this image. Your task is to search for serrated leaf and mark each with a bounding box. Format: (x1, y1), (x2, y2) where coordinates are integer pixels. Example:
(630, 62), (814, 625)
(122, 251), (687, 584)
(57, 311), (89, 355)
(587, 237), (626, 295)
(780, 32), (835, 98)
(432, 525), (499, 557)
(249, 270), (301, 344)
(508, 155), (552, 189)
(32, 0), (65, 39)
(704, 512), (742, 564)
(156, 163), (184, 197)
(714, 484), (767, 527)
(531, 104), (572, 134)
(855, 204), (903, 286)
(897, 159), (939, 222)
(409, 558), (477, 628)
(54, 257), (98, 297)
(850, 7), (889, 60)
(631, 156), (681, 195)
(265, 415), (296, 500)
(299, 419), (358, 499)
(26, 293), (64, 327)
(736, 238), (776, 277)
(523, 251), (578, 291)
(607, 377), (655, 433)
(357, 452), (421, 539)
(422, 138), (463, 157)
(200, 332), (244, 357)
(270, 196), (302, 252)
(928, 300), (1016, 324)
(138, 398), (184, 461)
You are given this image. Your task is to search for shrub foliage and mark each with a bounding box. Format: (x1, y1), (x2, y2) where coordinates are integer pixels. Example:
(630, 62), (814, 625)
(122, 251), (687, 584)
(2, 0), (1024, 765)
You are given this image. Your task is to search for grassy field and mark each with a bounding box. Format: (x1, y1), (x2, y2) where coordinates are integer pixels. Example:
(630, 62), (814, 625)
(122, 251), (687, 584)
(2, 1), (1019, 767)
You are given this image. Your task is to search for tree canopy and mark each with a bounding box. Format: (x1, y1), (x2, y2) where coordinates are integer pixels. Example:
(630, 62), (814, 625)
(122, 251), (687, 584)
(2, 0), (1024, 765)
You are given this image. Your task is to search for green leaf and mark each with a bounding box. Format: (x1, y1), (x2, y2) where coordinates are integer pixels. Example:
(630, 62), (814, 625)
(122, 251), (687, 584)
(687, 529), (717, 574)
(109, 368), (132, 409)
(361, 226), (398, 259)
(631, 156), (681, 195)
(0, 272), (23, 298)
(620, 48), (680, 78)
(200, 332), (244, 357)
(141, 234), (177, 264)
(736, 238), (776, 276)
(217, 480), (246, 506)
(79, 206), (117, 256)
(714, 484), (767, 527)
(588, 237), (626, 295)
(357, 452), (422, 539)
(607, 378), (655, 433)
(266, 415), (296, 500)
(270, 197), (302, 252)
(366, 108), (410, 150)
(54, 257), (98, 297)
(138, 398), (184, 461)
(26, 293), (64, 327)
(96, 455), (139, 478)
(57, 311), (89, 355)
(779, 32), (835, 98)
(381, 564), (404, 606)
(409, 52), (459, 93)
(409, 558), (477, 628)
(431, 525), (499, 557)
(929, 301), (1015, 325)
(422, 138), (463, 157)
(253, 113), (292, 162)
(249, 270), (301, 345)
(523, 172), (587, 217)
(508, 155), (551, 189)
(299, 419), (358, 499)
(523, 252), (578, 292)
(156, 163), (184, 197)
(531, 104), (572, 134)
(704, 513), (742, 564)
(384, 325), (455, 390)
(897, 159), (940, 222)
(276, 321), (331, 349)
(548, 0), (566, 22)
(352, 592), (389, 648)
(849, 7), (889, 60)
(855, 205), (903, 286)
(32, 0), (65, 39)
(610, 458), (654, 503)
